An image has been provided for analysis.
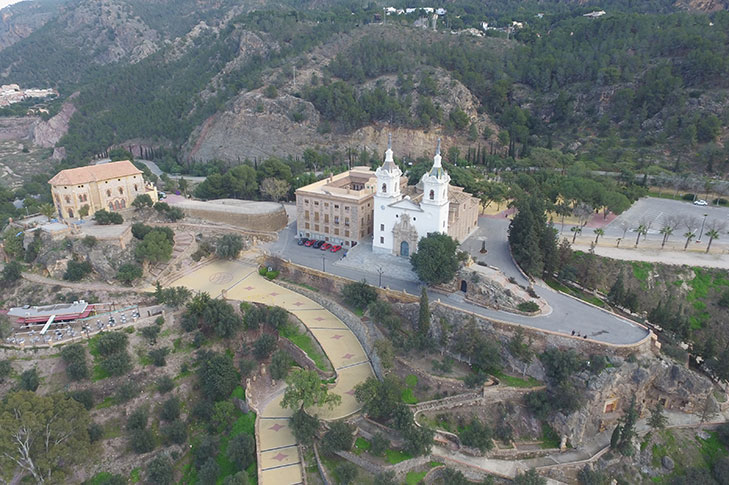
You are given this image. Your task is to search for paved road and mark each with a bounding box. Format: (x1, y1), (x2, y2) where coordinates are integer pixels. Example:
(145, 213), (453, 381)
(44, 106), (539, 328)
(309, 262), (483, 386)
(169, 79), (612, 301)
(265, 216), (650, 346)
(137, 159), (207, 183)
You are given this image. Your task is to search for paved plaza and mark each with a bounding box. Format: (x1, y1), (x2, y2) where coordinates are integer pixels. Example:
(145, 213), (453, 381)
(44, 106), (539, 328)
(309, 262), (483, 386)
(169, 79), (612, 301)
(167, 260), (375, 485)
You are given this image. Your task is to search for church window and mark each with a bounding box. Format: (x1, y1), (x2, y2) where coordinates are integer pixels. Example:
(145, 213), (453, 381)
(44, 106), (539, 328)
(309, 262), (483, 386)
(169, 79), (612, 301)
(64, 196), (70, 204)
(429, 190), (434, 200)
(380, 237), (384, 244)
(118, 187), (124, 195)
(380, 224), (384, 231)
(382, 183), (387, 192)
(107, 190), (111, 197)
(134, 184), (138, 191)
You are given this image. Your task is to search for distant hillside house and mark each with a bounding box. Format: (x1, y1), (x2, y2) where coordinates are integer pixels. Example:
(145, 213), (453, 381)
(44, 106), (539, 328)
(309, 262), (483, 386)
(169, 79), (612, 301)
(49, 160), (158, 219)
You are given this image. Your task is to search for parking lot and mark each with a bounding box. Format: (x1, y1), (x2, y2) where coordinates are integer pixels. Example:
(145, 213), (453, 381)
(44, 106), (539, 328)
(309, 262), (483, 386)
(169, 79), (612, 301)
(603, 197), (729, 238)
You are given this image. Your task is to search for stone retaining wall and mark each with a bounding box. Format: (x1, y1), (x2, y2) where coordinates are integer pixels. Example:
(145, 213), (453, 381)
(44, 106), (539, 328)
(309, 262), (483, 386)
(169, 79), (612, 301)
(179, 204), (288, 232)
(279, 337), (334, 379)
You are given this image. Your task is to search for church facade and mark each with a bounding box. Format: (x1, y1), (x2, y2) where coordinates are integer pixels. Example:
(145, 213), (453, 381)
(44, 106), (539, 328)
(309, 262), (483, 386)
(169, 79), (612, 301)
(373, 137), (479, 256)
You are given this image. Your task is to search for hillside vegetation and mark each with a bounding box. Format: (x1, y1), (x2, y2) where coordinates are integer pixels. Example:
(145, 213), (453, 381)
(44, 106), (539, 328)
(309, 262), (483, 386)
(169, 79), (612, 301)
(0, 0), (727, 176)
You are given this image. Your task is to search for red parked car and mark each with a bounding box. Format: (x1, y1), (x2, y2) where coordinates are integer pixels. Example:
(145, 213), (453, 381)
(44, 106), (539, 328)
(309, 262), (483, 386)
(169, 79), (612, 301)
(321, 242), (332, 250)
(304, 239), (315, 247)
(330, 245), (342, 252)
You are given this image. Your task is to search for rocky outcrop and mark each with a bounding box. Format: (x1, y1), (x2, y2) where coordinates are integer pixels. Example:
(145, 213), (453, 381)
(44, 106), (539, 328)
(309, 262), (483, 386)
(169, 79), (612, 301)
(0, 0), (61, 51)
(0, 116), (36, 141)
(552, 358), (714, 446)
(33, 99), (76, 147)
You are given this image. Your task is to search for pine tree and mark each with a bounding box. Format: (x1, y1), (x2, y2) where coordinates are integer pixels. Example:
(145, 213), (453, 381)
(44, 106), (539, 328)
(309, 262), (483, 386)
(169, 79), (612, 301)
(418, 287), (430, 337)
(608, 273), (626, 306)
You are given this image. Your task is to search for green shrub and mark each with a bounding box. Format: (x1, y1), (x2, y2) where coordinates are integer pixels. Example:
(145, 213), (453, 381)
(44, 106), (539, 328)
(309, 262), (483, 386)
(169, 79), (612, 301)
(116, 263), (143, 285)
(93, 209), (123, 225)
(63, 260), (93, 281)
(517, 301), (540, 313)
(156, 375), (175, 393)
(342, 280), (377, 310)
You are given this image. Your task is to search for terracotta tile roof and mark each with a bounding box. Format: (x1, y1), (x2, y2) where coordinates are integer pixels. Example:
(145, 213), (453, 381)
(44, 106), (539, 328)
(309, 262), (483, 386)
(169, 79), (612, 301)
(48, 160), (142, 186)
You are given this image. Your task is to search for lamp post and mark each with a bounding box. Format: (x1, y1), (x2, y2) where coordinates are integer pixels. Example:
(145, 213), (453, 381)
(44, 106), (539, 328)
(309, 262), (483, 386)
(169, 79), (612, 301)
(698, 213), (708, 242)
(322, 256), (326, 273)
(376, 266), (384, 287)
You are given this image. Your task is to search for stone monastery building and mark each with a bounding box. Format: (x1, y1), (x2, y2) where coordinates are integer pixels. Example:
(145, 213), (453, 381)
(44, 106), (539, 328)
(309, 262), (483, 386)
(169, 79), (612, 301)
(49, 160), (158, 219)
(296, 137), (479, 255)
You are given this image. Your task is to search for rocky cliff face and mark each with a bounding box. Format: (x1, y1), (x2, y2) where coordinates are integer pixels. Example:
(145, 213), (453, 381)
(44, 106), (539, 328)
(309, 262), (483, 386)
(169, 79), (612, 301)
(674, 0), (729, 11)
(33, 99), (76, 148)
(0, 0), (62, 51)
(552, 357), (715, 446)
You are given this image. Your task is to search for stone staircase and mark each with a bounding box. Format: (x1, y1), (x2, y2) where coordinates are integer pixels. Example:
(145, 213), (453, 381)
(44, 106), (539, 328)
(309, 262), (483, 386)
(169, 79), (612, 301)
(147, 232), (195, 283)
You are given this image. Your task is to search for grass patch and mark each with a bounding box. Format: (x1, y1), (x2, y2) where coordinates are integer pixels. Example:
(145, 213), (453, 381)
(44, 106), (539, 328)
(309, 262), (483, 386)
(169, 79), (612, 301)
(406, 470), (428, 485)
(493, 370), (542, 388)
(631, 261), (653, 282)
(401, 388), (418, 404)
(540, 422), (560, 449)
(385, 448), (413, 464)
(215, 408), (257, 484)
(231, 385), (245, 400)
(405, 374), (418, 388)
(697, 431), (728, 466)
(279, 324), (330, 371)
(129, 468), (141, 483)
(354, 437), (371, 455)
(95, 396), (115, 409)
(545, 278), (605, 307)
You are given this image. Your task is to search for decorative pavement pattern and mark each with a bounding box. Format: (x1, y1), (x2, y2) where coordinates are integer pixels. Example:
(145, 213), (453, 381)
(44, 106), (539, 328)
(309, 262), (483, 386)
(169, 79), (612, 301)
(167, 260), (375, 485)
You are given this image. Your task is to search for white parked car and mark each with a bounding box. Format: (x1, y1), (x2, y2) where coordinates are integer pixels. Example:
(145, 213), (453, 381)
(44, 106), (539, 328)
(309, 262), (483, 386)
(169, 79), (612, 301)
(694, 199), (708, 206)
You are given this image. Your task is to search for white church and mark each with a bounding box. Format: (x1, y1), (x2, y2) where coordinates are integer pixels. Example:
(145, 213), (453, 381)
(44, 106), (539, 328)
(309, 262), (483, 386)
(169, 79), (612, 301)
(373, 136), (480, 257)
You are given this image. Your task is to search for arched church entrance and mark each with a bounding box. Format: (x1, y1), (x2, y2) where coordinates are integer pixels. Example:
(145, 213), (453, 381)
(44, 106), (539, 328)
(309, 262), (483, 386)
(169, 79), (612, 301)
(400, 241), (409, 257)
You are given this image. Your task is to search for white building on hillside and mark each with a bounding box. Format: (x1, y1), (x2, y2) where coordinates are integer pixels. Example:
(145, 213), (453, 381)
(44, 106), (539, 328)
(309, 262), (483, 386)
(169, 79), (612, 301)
(373, 136), (479, 257)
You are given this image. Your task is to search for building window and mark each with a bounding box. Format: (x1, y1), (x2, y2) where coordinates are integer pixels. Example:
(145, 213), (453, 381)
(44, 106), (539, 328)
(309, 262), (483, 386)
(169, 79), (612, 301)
(380, 224), (384, 231)
(324, 202), (329, 208)
(134, 184), (138, 191)
(107, 190), (111, 197)
(334, 229), (339, 235)
(64, 196), (70, 204)
(314, 213), (319, 222)
(429, 190), (434, 200)
(305, 223), (310, 229)
(315, 224), (319, 231)
(334, 216), (339, 224)
(324, 226), (329, 233)
(380, 237), (384, 244)
(345, 206), (350, 211)
(334, 204), (339, 209)
(324, 215), (329, 223)
(118, 187), (123, 195)
(305, 211), (310, 219)
(382, 183), (387, 192)
(345, 218), (350, 226)
(305, 199), (309, 204)
(314, 201), (319, 206)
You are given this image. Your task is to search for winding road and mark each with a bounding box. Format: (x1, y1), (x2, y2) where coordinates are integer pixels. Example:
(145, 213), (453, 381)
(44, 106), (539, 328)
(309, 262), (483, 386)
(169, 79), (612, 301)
(267, 214), (651, 346)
